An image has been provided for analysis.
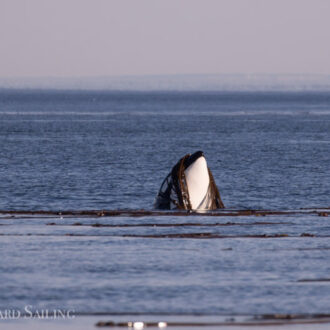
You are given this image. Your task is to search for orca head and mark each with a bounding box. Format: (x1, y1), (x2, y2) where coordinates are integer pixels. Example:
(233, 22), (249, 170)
(155, 149), (224, 210)
(183, 151), (210, 210)
(183, 150), (205, 170)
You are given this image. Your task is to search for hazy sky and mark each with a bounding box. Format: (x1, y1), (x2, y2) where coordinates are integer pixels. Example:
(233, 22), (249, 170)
(1, 0), (330, 77)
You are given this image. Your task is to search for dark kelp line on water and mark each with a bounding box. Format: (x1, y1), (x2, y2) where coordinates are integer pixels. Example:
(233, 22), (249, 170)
(0, 208), (329, 218)
(46, 221), (293, 227)
(118, 232), (318, 239)
(0, 233), (324, 238)
(95, 313), (330, 327)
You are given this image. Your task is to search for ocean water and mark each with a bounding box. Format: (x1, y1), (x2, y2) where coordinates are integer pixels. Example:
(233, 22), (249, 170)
(1, 89), (330, 211)
(0, 89), (330, 321)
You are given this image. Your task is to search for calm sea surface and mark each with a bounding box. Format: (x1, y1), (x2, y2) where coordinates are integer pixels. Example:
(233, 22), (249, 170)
(0, 90), (329, 319)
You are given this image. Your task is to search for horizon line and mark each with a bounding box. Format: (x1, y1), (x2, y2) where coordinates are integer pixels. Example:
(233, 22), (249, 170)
(1, 73), (330, 80)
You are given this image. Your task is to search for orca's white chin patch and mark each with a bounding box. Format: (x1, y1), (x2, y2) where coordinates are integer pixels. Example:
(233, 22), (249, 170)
(154, 151), (224, 210)
(185, 156), (210, 210)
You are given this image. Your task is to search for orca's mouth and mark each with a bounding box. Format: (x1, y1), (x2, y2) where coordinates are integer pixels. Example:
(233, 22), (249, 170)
(183, 150), (204, 170)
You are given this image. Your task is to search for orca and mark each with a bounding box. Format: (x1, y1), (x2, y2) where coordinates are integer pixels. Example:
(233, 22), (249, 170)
(154, 151), (224, 210)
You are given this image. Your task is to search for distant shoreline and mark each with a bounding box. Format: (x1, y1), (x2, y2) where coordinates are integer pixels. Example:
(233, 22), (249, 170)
(1, 74), (330, 92)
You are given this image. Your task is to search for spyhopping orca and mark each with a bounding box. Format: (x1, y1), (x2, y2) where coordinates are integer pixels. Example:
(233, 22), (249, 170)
(155, 151), (224, 210)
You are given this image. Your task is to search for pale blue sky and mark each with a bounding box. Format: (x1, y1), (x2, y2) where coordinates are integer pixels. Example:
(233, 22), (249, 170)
(1, 0), (330, 77)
